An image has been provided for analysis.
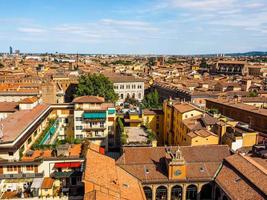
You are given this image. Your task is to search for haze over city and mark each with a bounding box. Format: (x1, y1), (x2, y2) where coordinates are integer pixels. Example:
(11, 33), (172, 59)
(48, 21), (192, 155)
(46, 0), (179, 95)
(1, 0), (267, 54)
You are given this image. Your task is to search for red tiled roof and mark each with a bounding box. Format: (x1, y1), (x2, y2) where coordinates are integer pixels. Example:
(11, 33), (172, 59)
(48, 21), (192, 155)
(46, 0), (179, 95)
(72, 96), (105, 103)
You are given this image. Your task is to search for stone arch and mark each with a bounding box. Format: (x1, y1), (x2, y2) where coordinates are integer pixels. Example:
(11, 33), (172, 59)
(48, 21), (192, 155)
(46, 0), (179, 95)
(143, 186), (152, 200)
(186, 184), (197, 200)
(171, 185), (183, 200)
(222, 195), (229, 200)
(156, 185), (168, 200)
(200, 183), (212, 200)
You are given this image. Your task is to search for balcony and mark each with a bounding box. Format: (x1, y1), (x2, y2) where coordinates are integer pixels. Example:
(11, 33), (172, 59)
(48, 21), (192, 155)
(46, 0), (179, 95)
(0, 171), (44, 179)
(83, 125), (106, 131)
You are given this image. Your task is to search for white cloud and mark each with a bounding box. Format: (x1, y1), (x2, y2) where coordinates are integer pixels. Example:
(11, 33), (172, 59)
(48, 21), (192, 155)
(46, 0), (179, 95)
(18, 27), (46, 33)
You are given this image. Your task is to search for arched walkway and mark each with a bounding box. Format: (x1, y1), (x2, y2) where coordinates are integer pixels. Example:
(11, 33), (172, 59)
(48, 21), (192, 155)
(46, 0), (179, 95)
(200, 184), (212, 200)
(215, 187), (221, 200)
(223, 196), (229, 200)
(186, 185), (197, 200)
(143, 186), (152, 200)
(156, 185), (168, 200)
(171, 185), (183, 200)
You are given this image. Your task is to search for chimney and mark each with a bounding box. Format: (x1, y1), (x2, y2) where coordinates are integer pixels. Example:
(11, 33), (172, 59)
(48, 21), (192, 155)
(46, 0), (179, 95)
(152, 140), (157, 147)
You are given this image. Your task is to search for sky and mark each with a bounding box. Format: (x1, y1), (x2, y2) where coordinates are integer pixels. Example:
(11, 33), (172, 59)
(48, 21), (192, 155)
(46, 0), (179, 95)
(0, 0), (267, 54)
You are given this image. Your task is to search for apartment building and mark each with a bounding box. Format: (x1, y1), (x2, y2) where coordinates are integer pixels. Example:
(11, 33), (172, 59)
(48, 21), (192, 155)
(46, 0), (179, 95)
(163, 98), (219, 146)
(73, 96), (116, 151)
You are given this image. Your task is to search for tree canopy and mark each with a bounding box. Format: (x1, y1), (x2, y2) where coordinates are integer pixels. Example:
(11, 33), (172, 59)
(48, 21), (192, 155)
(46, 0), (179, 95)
(200, 57), (208, 69)
(75, 73), (118, 102)
(142, 89), (161, 109)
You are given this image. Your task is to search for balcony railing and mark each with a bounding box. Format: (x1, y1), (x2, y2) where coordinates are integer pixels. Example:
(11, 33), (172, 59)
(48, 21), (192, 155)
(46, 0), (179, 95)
(0, 171), (44, 179)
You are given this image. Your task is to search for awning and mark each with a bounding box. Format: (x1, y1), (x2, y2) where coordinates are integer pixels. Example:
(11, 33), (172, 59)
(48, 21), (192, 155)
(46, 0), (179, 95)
(54, 162), (81, 168)
(83, 112), (106, 119)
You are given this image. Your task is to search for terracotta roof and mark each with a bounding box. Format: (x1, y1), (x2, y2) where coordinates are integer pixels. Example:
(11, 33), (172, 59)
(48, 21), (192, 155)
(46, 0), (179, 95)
(106, 74), (144, 83)
(116, 145), (230, 183)
(0, 104), (50, 143)
(187, 129), (217, 138)
(142, 109), (163, 115)
(0, 102), (18, 112)
(41, 177), (54, 189)
(216, 154), (267, 200)
(69, 144), (82, 157)
(173, 103), (198, 113)
(72, 96), (105, 103)
(84, 148), (146, 200)
(19, 97), (38, 104)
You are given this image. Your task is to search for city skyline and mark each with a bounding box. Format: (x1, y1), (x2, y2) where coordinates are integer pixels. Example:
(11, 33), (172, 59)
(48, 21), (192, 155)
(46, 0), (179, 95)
(1, 0), (267, 54)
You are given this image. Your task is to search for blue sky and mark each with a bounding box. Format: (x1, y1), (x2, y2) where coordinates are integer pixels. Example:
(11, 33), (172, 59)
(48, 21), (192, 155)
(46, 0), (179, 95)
(0, 0), (267, 54)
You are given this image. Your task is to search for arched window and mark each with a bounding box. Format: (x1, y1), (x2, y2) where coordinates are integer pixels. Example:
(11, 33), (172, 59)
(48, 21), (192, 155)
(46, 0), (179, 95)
(200, 183), (212, 200)
(186, 185), (197, 200)
(120, 94), (124, 99)
(156, 185), (167, 200)
(143, 186), (152, 200)
(171, 185), (182, 200)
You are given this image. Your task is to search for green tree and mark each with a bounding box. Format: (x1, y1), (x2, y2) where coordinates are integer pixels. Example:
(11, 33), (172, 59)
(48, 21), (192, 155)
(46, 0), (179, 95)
(75, 74), (118, 102)
(200, 57), (208, 69)
(248, 90), (258, 97)
(142, 89), (161, 109)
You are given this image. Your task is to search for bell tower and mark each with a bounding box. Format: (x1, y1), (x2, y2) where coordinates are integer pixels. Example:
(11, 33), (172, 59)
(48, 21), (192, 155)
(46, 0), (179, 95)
(165, 146), (186, 180)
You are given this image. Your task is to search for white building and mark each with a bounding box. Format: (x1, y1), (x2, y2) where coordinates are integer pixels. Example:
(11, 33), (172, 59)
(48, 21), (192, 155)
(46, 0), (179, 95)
(73, 96), (116, 151)
(108, 75), (144, 105)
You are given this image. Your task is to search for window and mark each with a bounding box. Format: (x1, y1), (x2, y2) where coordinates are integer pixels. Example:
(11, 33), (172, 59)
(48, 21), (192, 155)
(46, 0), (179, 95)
(76, 134), (84, 139)
(132, 84), (136, 89)
(126, 85), (130, 89)
(156, 123), (160, 129)
(120, 94), (124, 99)
(114, 85), (118, 89)
(64, 118), (69, 123)
(8, 152), (13, 156)
(7, 166), (17, 172)
(76, 126), (83, 130)
(76, 117), (82, 121)
(120, 85), (124, 89)
(191, 114), (194, 117)
(185, 115), (188, 118)
(100, 122), (104, 127)
(27, 137), (32, 144)
(26, 165), (34, 171)
(138, 85), (142, 89)
(95, 131), (102, 137)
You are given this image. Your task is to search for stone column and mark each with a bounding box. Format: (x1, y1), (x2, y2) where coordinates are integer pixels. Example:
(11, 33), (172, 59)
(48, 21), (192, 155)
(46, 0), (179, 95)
(182, 184), (187, 200)
(167, 184), (172, 200)
(197, 184), (202, 200)
(152, 185), (157, 200)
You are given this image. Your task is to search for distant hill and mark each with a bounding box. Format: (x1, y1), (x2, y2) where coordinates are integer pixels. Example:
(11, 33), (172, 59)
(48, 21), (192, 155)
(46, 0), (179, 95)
(225, 51), (267, 57)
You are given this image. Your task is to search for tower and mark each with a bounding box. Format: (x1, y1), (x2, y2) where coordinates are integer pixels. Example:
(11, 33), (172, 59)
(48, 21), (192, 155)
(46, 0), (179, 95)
(9, 46), (13, 55)
(165, 146), (186, 180)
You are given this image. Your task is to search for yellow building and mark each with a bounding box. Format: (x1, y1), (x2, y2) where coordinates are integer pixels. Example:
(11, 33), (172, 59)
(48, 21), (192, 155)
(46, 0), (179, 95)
(142, 109), (164, 143)
(220, 123), (258, 151)
(163, 99), (219, 146)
